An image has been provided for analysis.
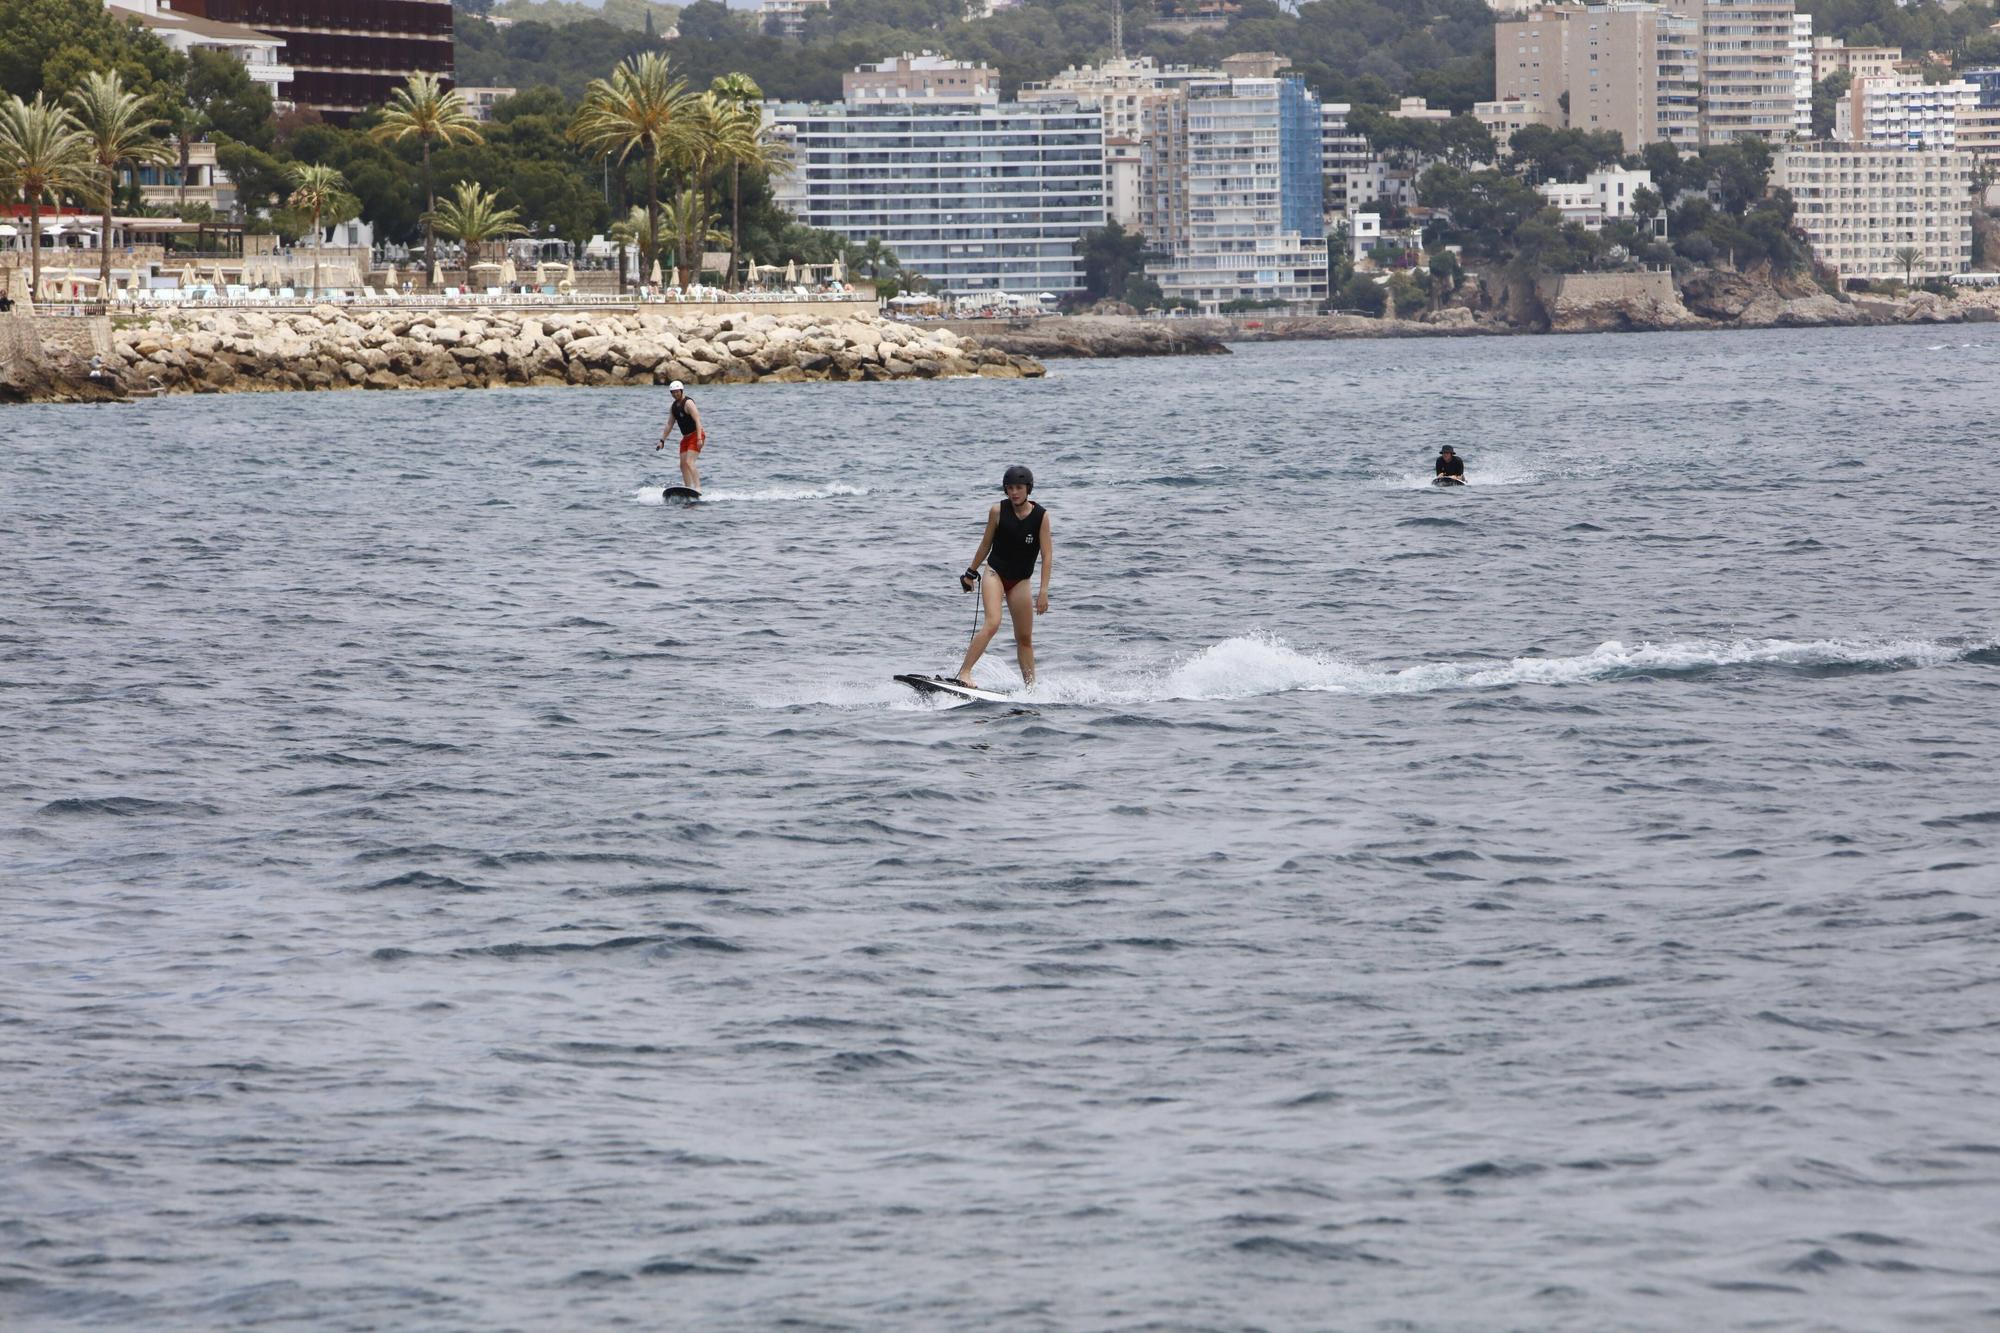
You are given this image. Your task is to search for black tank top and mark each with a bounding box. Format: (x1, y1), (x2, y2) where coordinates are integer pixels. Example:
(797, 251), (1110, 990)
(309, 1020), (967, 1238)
(671, 396), (697, 435)
(987, 501), (1045, 581)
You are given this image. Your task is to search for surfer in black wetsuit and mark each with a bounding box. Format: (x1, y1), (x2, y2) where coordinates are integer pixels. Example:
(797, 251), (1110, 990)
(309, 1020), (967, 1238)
(952, 464), (1053, 690)
(1435, 445), (1466, 483)
(655, 379), (706, 491)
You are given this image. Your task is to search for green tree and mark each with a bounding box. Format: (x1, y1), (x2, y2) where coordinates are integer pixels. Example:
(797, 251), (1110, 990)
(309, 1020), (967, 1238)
(1895, 244), (1920, 285)
(186, 46), (275, 151)
(283, 160), (350, 298)
(67, 69), (172, 292)
(369, 72), (484, 289)
(0, 92), (92, 294)
(570, 51), (693, 281)
(710, 72), (784, 286)
(1, 0), (180, 104)
(1076, 220), (1157, 303)
(1508, 124), (1626, 183)
(431, 178), (527, 270)
(1810, 69), (1852, 140)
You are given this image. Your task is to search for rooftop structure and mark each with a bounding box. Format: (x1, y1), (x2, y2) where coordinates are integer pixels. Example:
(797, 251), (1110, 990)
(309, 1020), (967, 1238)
(168, 0), (453, 122)
(842, 53), (998, 104)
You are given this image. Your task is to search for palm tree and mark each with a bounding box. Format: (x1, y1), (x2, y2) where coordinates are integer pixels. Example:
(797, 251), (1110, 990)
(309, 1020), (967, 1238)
(284, 161), (349, 299)
(0, 93), (92, 297)
(619, 204), (669, 281)
(68, 71), (173, 294)
(607, 215), (637, 292)
(665, 92), (725, 255)
(658, 188), (725, 280)
(431, 179), (525, 271)
(1894, 245), (1920, 287)
(570, 52), (693, 286)
(710, 92), (788, 288)
(369, 73), (484, 290)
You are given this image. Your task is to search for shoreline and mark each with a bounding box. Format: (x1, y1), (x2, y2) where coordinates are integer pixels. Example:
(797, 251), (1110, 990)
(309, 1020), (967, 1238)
(0, 306), (1045, 405)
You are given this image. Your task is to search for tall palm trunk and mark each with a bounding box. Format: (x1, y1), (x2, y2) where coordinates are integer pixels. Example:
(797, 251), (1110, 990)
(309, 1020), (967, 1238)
(422, 137), (435, 289)
(27, 193), (42, 296)
(100, 162), (115, 294)
(730, 160), (742, 288)
(177, 131), (190, 211)
(311, 207), (322, 298)
(645, 141), (661, 286)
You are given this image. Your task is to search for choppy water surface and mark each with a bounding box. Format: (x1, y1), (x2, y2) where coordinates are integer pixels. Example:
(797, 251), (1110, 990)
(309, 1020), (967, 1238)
(5, 328), (2000, 1330)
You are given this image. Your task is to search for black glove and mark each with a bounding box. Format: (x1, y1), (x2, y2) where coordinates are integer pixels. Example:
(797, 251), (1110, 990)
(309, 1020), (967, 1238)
(959, 567), (979, 592)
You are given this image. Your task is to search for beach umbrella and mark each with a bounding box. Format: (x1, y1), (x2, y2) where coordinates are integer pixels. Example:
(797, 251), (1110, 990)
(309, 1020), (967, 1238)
(431, 260), (444, 287)
(500, 258), (517, 285)
(831, 258), (845, 282)
(784, 259), (798, 283)
(650, 258), (663, 285)
(672, 266), (683, 289)
(741, 255), (755, 285)
(179, 264), (195, 287)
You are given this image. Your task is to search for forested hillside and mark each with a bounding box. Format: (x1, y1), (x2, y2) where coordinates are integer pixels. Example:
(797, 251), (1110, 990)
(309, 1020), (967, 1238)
(455, 0), (1497, 111)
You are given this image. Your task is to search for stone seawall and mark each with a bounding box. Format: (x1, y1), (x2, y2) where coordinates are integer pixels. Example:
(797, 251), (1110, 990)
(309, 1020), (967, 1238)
(2, 306), (1043, 403)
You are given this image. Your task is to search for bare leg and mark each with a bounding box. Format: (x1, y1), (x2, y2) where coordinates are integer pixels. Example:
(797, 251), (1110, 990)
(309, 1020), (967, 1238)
(681, 448), (700, 491)
(1006, 579), (1036, 685)
(954, 571), (1005, 686)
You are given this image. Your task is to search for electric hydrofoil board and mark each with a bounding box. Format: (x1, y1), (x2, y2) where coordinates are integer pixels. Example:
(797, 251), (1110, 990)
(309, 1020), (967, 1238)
(661, 485), (703, 503)
(894, 674), (1011, 703)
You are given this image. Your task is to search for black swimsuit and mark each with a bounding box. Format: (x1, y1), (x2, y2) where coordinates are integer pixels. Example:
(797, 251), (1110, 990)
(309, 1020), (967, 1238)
(987, 501), (1045, 590)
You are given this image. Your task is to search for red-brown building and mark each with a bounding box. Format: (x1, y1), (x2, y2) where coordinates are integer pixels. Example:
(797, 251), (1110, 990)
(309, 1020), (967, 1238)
(171, 0), (454, 121)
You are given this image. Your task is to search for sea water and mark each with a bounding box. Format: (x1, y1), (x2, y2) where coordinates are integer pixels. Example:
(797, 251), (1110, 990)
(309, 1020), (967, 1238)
(3, 328), (1999, 1330)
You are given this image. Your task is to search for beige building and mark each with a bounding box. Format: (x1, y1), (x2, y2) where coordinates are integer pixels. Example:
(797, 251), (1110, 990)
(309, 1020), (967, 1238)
(1475, 97), (1562, 141)
(1958, 102), (2000, 164)
(842, 52), (998, 103)
(1774, 141), (1976, 279)
(1669, 0), (1800, 143)
(1810, 36), (1903, 85)
(1494, 2), (1700, 149)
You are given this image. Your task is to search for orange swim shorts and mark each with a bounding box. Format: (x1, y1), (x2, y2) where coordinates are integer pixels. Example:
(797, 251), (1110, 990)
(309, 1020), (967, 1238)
(679, 431), (706, 455)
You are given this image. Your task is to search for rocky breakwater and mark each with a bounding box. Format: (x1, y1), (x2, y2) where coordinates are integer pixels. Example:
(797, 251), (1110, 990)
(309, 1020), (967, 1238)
(86, 307), (1042, 400)
(943, 314), (1229, 359)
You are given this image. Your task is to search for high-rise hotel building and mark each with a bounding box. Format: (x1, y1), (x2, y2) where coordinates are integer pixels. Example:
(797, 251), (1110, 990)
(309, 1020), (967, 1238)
(170, 0), (454, 121)
(1147, 68), (1327, 312)
(767, 56), (1106, 296)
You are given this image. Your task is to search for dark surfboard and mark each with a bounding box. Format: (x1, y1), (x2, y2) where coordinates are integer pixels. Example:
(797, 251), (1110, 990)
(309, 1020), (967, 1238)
(1431, 475), (1466, 487)
(661, 485), (703, 503)
(894, 673), (1011, 703)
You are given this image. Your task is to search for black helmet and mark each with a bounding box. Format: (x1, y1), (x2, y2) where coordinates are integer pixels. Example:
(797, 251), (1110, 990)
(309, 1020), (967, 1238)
(1002, 464), (1034, 493)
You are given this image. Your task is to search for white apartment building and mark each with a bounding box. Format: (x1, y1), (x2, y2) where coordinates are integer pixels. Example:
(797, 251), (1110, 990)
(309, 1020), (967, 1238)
(1537, 165), (1656, 225)
(1836, 76), (1980, 150)
(1148, 75), (1328, 311)
(458, 87), (517, 124)
(1773, 141), (1975, 279)
(105, 0), (292, 100)
(1018, 56), (1220, 245)
(757, 0), (829, 37)
(1792, 13), (1815, 136)
(766, 71), (1106, 296)
(1320, 102), (1375, 219)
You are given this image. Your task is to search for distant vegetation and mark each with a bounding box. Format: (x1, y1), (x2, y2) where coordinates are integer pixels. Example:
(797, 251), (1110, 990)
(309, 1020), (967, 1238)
(453, 0), (1497, 110)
